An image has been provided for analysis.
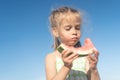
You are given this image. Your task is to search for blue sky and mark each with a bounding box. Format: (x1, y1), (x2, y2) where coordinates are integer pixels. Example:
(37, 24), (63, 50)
(0, 0), (120, 80)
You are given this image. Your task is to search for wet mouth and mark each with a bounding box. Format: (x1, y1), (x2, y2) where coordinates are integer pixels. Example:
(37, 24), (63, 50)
(72, 37), (78, 41)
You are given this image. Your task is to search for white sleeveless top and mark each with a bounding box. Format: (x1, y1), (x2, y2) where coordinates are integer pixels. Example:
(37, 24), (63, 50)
(56, 56), (88, 80)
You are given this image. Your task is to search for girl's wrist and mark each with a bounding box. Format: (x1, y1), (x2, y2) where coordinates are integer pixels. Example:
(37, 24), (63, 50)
(90, 65), (97, 70)
(64, 63), (72, 70)
(90, 67), (98, 72)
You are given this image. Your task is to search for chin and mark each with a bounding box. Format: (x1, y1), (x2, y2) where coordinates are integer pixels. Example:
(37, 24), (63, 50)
(69, 43), (77, 47)
(65, 41), (78, 46)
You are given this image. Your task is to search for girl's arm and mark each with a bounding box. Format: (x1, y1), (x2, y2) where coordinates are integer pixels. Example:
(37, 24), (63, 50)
(87, 68), (100, 80)
(45, 50), (79, 80)
(45, 53), (70, 80)
(87, 50), (101, 80)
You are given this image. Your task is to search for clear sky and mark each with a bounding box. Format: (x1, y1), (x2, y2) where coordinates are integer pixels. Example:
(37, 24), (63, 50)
(0, 0), (120, 80)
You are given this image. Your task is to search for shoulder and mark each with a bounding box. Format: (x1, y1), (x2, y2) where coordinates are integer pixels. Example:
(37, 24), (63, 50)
(45, 52), (56, 59)
(45, 52), (56, 64)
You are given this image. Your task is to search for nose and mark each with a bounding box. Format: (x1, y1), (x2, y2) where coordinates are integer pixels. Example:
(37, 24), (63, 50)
(72, 28), (77, 35)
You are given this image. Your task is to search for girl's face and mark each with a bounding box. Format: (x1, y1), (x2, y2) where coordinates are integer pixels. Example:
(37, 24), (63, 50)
(58, 14), (81, 46)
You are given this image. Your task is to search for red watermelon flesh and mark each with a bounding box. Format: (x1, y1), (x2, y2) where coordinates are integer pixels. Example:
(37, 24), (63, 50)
(75, 38), (97, 56)
(58, 38), (97, 56)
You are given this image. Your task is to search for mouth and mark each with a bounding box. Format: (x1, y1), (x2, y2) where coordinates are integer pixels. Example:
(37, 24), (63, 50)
(72, 37), (79, 41)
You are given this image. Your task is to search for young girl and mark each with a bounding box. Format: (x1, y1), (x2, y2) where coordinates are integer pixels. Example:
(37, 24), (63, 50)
(45, 6), (100, 80)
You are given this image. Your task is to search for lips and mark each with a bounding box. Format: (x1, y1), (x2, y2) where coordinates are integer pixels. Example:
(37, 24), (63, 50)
(72, 37), (78, 41)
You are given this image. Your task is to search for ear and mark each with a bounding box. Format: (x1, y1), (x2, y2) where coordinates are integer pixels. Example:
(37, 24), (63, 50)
(51, 27), (59, 37)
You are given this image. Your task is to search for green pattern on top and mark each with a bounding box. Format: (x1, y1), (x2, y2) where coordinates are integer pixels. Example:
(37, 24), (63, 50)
(56, 56), (88, 80)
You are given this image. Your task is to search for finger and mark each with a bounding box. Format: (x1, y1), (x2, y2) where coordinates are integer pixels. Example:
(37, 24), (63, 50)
(67, 52), (74, 57)
(67, 53), (79, 60)
(61, 50), (68, 58)
(62, 50), (73, 58)
(69, 54), (79, 62)
(87, 57), (97, 65)
(88, 54), (97, 63)
(93, 50), (99, 58)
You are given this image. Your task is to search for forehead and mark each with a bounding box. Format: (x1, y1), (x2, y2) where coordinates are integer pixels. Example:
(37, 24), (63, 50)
(60, 13), (81, 26)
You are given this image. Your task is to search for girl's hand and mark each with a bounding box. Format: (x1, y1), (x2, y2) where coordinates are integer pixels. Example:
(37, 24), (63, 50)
(61, 50), (79, 69)
(87, 50), (99, 70)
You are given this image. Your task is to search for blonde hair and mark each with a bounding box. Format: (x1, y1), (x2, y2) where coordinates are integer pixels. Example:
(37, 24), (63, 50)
(49, 6), (82, 49)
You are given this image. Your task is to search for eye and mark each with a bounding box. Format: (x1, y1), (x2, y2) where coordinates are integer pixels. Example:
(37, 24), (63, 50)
(75, 25), (80, 30)
(65, 26), (71, 31)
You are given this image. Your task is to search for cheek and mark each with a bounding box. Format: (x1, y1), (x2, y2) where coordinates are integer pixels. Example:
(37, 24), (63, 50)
(61, 33), (69, 39)
(59, 33), (70, 41)
(78, 31), (81, 37)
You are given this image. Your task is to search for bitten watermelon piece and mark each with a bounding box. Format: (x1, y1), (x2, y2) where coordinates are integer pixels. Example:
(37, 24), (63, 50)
(57, 38), (97, 57)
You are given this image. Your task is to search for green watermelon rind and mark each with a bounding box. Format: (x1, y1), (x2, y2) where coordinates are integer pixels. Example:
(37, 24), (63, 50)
(57, 46), (89, 57)
(57, 46), (64, 53)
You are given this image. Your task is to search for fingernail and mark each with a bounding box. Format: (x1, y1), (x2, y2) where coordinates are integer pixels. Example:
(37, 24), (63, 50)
(91, 53), (95, 57)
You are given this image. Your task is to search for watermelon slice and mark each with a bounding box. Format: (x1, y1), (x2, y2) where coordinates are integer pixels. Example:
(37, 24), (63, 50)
(57, 38), (97, 57)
